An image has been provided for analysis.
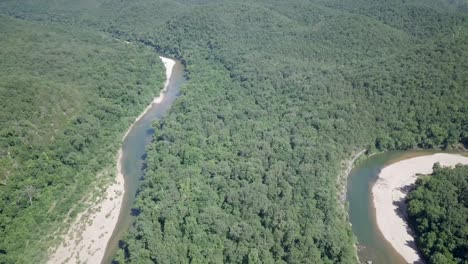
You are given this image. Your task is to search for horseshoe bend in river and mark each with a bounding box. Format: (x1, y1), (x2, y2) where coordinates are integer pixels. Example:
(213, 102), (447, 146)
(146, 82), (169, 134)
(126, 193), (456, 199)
(101, 56), (186, 263)
(102, 60), (442, 264)
(347, 150), (468, 264)
(347, 151), (417, 264)
(100, 55), (463, 264)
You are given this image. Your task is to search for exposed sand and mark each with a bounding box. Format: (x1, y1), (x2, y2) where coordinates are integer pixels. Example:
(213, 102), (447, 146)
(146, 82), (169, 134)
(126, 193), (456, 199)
(122, 57), (176, 139)
(372, 153), (468, 264)
(47, 56), (176, 264)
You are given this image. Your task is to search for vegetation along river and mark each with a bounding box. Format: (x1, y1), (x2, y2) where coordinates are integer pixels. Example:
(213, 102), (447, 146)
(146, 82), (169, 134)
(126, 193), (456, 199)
(347, 149), (467, 264)
(101, 56), (186, 263)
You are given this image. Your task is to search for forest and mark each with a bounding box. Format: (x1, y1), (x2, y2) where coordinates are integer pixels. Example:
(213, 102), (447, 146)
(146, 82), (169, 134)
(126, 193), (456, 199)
(407, 165), (468, 264)
(0, 15), (165, 262)
(0, 0), (467, 263)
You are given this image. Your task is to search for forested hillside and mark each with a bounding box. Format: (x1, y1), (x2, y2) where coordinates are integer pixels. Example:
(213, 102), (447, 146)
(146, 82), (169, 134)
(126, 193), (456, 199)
(116, 3), (468, 263)
(0, 16), (165, 262)
(407, 165), (468, 264)
(0, 0), (468, 263)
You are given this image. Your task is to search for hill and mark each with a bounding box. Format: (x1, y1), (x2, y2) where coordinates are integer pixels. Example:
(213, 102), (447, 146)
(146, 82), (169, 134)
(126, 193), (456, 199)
(0, 0), (467, 263)
(0, 15), (165, 262)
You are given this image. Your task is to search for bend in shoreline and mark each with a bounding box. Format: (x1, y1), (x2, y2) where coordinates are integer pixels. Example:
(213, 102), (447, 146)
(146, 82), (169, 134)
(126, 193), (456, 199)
(339, 149), (367, 205)
(372, 153), (468, 264)
(47, 56), (176, 264)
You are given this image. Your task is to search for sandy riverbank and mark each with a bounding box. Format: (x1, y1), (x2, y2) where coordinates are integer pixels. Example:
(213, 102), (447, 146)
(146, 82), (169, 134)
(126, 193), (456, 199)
(122, 57), (176, 139)
(372, 153), (468, 264)
(47, 56), (176, 264)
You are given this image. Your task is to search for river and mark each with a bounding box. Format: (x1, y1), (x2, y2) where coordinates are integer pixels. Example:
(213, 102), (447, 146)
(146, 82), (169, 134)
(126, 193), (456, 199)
(98, 52), (459, 264)
(347, 149), (467, 263)
(101, 56), (186, 264)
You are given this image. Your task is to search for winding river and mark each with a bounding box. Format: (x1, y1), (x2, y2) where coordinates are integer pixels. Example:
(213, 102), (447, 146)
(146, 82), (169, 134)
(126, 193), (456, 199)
(347, 150), (467, 263)
(93, 51), (463, 264)
(101, 56), (186, 264)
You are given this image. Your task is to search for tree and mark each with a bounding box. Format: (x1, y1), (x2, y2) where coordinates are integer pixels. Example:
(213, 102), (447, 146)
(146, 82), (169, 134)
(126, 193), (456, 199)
(23, 185), (37, 206)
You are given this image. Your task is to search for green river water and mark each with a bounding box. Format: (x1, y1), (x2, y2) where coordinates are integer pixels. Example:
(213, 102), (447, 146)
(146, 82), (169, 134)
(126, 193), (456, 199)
(101, 57), (186, 263)
(347, 149), (467, 264)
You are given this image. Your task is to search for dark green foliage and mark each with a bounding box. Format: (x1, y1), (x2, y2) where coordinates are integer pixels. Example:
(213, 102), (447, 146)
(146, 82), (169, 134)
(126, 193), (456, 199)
(407, 164), (468, 264)
(0, 0), (468, 263)
(103, 1), (467, 263)
(0, 16), (165, 262)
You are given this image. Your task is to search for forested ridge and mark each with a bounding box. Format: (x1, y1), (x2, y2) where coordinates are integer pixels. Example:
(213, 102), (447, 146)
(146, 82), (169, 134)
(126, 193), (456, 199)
(0, 16), (165, 262)
(407, 165), (468, 264)
(0, 0), (468, 263)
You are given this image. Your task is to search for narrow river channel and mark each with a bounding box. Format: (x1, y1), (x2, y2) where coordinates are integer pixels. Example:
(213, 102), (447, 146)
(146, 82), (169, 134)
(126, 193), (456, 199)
(101, 56), (186, 264)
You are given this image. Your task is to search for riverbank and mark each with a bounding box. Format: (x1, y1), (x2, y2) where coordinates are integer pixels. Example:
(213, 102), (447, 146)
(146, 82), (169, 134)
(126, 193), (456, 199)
(122, 57), (176, 139)
(372, 153), (468, 263)
(338, 149), (367, 205)
(47, 56), (176, 264)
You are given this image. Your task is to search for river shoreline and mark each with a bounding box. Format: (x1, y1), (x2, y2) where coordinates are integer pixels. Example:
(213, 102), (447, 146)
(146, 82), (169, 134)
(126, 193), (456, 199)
(47, 56), (176, 264)
(338, 149), (367, 205)
(372, 153), (468, 264)
(122, 57), (176, 139)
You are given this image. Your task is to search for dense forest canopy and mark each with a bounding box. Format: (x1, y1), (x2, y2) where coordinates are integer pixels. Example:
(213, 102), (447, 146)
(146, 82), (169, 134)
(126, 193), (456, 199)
(0, 0), (468, 263)
(407, 165), (468, 264)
